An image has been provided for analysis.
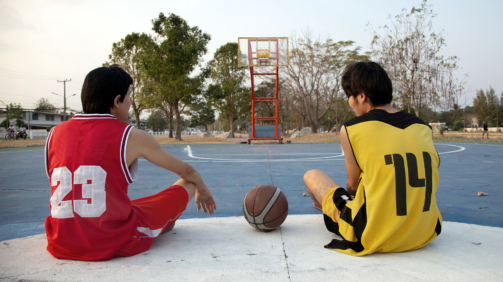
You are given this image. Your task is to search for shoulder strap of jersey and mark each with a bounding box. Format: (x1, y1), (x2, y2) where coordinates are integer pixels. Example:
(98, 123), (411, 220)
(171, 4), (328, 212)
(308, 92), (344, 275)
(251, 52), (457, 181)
(120, 125), (138, 184)
(45, 126), (56, 179)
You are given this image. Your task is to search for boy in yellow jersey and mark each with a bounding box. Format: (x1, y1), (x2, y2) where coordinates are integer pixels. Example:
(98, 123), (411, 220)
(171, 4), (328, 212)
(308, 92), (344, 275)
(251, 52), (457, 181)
(304, 61), (442, 256)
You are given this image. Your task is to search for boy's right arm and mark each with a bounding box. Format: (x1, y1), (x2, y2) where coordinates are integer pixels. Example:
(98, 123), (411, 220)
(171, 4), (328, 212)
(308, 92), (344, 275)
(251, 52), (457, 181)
(126, 128), (216, 214)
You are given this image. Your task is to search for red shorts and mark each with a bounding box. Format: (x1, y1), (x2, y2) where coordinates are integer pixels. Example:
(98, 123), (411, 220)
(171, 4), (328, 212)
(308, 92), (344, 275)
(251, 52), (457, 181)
(114, 185), (189, 257)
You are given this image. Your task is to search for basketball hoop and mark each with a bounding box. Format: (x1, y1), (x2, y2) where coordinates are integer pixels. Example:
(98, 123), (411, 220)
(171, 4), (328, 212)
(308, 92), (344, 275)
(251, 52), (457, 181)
(237, 37), (289, 144)
(257, 49), (270, 66)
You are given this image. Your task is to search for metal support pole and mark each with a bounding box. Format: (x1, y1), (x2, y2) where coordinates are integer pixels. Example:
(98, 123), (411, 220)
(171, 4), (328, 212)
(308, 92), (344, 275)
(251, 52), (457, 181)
(57, 79), (71, 121)
(250, 67), (256, 138)
(275, 66), (279, 138)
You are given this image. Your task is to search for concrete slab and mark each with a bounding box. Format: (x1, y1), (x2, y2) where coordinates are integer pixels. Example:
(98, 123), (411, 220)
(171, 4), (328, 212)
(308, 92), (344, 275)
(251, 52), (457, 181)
(1, 215), (502, 281)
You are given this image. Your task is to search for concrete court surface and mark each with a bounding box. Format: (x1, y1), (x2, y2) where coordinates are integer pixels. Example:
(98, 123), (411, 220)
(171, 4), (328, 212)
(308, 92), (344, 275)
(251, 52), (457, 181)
(0, 142), (502, 241)
(1, 215), (502, 281)
(0, 142), (502, 281)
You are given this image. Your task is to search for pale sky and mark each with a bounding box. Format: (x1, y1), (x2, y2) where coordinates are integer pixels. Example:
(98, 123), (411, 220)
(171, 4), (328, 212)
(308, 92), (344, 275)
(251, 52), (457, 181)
(1, 0), (502, 113)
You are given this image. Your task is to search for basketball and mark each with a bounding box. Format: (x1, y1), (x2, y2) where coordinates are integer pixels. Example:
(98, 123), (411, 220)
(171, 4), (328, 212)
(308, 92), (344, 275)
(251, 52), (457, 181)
(243, 185), (288, 232)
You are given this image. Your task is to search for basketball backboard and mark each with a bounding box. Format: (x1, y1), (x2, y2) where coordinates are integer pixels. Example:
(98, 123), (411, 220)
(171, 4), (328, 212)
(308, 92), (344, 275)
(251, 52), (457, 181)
(238, 37), (289, 67)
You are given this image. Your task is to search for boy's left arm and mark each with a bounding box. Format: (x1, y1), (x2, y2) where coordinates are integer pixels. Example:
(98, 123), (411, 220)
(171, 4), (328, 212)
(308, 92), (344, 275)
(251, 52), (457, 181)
(341, 126), (361, 196)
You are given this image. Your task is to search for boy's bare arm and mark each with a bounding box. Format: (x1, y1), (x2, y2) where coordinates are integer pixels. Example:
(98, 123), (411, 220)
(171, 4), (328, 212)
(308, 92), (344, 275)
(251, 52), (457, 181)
(126, 128), (216, 214)
(340, 126), (361, 195)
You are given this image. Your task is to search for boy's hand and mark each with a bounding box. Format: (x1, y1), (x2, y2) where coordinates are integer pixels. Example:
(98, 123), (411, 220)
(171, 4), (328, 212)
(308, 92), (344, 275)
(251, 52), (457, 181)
(195, 188), (216, 215)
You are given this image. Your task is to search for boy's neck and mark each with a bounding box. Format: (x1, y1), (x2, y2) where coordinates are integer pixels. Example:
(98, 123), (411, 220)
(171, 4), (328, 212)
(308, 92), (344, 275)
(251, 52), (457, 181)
(373, 104), (399, 114)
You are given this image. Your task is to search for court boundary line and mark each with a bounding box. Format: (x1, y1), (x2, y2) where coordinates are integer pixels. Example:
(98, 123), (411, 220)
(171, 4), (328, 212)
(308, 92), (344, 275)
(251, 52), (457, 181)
(183, 144), (466, 163)
(185, 145), (345, 162)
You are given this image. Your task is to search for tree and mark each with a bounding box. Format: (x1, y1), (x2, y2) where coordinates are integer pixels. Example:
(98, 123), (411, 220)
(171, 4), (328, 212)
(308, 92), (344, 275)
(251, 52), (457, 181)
(207, 42), (250, 137)
(369, 0), (465, 117)
(473, 88), (491, 126)
(189, 102), (215, 133)
(322, 99), (356, 133)
(140, 13), (211, 140)
(34, 98), (57, 112)
(283, 31), (368, 133)
(147, 109), (168, 131)
(105, 32), (150, 128)
(0, 103), (24, 129)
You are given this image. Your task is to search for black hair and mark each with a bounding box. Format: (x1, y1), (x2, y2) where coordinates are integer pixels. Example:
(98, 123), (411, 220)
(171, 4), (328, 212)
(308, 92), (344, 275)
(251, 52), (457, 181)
(341, 61), (393, 107)
(81, 64), (133, 114)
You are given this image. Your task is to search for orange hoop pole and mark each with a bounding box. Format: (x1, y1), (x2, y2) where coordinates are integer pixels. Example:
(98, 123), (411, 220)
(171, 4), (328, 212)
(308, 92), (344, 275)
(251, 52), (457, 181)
(250, 66), (256, 138)
(275, 66), (279, 138)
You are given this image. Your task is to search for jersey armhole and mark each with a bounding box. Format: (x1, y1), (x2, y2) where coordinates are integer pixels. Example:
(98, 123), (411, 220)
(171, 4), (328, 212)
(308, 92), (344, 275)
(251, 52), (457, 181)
(120, 125), (137, 184)
(343, 124), (361, 171)
(44, 127), (56, 179)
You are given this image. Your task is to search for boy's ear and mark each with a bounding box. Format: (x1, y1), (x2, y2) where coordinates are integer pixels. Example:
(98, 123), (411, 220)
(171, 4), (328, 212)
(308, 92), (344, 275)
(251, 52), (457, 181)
(113, 94), (121, 108)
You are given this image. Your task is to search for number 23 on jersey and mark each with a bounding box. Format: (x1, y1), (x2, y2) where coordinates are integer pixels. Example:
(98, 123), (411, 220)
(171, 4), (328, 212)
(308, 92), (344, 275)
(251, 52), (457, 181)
(50, 166), (107, 219)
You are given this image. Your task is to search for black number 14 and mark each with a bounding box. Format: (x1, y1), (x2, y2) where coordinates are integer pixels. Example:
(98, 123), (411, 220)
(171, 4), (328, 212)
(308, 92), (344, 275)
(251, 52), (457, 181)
(384, 152), (432, 216)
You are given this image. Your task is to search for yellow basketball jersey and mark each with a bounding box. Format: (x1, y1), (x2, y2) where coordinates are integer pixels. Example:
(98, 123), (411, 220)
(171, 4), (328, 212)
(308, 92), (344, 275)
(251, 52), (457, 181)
(327, 109), (442, 256)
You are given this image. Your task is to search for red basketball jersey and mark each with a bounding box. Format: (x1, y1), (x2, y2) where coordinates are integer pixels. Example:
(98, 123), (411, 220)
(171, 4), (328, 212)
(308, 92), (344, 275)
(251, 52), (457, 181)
(44, 114), (139, 261)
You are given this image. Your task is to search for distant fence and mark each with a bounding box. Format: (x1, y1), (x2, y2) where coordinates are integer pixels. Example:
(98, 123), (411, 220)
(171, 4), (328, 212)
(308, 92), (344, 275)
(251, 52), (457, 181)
(464, 127), (501, 132)
(30, 130), (48, 138)
(151, 131), (200, 136)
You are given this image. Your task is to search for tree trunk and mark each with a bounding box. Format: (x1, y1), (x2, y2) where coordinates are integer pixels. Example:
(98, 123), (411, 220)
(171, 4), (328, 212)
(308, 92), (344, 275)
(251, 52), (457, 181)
(174, 100), (182, 140)
(311, 120), (318, 134)
(163, 105), (174, 138)
(229, 109), (235, 138)
(134, 111), (141, 130)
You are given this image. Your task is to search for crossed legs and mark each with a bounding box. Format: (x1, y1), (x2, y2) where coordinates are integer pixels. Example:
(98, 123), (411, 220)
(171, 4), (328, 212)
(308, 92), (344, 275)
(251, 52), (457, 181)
(303, 169), (341, 212)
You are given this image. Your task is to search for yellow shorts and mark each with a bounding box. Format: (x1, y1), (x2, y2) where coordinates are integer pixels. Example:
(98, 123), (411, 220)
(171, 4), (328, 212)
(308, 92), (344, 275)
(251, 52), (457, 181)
(322, 186), (341, 223)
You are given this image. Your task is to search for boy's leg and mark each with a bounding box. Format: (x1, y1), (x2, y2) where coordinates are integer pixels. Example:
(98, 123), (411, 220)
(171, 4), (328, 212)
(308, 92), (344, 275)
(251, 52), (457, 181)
(304, 169), (348, 235)
(303, 169), (340, 210)
(172, 178), (196, 202)
(115, 179), (195, 257)
(160, 179), (196, 234)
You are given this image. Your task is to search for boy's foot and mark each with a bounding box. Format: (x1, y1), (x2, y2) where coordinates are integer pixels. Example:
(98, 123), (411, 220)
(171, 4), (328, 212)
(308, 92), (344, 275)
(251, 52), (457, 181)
(307, 189), (323, 211)
(313, 201), (322, 211)
(162, 223), (175, 234)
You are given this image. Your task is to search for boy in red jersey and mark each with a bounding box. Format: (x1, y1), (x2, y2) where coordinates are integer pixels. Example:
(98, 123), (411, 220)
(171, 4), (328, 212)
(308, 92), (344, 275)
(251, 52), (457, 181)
(44, 65), (216, 261)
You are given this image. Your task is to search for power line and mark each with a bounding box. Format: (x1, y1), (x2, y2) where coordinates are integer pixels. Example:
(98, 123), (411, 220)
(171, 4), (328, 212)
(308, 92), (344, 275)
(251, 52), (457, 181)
(0, 68), (63, 80)
(0, 73), (56, 81)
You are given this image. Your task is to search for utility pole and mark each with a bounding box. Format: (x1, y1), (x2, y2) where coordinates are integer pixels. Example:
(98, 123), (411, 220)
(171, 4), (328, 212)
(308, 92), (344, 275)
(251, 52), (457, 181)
(57, 79), (71, 121)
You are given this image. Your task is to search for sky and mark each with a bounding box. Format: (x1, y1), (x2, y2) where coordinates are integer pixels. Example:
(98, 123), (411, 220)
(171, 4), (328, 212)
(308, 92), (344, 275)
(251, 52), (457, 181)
(1, 0), (502, 114)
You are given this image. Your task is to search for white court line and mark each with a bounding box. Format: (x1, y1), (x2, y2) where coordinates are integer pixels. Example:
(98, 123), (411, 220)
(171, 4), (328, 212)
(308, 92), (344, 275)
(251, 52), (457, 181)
(184, 143), (466, 162)
(194, 153), (331, 155)
(437, 144), (466, 155)
(185, 145), (345, 162)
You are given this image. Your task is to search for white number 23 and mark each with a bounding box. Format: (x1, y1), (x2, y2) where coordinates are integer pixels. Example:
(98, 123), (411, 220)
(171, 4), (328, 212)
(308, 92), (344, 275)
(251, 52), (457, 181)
(50, 166), (107, 218)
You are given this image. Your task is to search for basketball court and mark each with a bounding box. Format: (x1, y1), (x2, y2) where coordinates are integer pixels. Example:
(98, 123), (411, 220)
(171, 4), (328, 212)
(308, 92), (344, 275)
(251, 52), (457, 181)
(1, 141), (502, 241)
(0, 142), (502, 280)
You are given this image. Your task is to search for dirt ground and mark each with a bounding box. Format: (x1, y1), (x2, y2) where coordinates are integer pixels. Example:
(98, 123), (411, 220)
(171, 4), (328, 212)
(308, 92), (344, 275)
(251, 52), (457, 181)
(0, 131), (501, 149)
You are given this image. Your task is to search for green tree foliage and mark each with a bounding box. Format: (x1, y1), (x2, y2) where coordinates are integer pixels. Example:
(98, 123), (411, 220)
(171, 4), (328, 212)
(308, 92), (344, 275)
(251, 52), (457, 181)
(140, 13), (210, 140)
(34, 98), (57, 112)
(207, 42), (250, 137)
(369, 0), (465, 117)
(473, 87), (500, 126)
(105, 32), (150, 127)
(283, 30), (369, 133)
(189, 102), (215, 133)
(452, 120), (464, 131)
(0, 103), (24, 129)
(147, 109), (168, 131)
